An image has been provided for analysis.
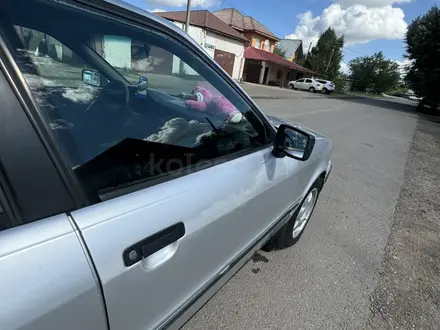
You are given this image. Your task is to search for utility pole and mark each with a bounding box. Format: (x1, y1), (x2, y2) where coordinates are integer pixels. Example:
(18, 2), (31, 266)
(307, 42), (312, 54)
(325, 46), (335, 73)
(180, 0), (192, 74)
(184, 0), (191, 32)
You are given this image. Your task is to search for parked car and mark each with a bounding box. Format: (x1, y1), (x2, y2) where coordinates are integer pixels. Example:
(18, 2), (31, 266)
(416, 98), (439, 113)
(316, 79), (335, 94)
(288, 78), (324, 93)
(0, 1), (333, 330)
(407, 94), (422, 101)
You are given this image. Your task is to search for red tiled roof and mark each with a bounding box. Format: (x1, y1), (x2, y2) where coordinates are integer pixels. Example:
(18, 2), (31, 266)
(244, 47), (315, 74)
(213, 8), (279, 41)
(156, 10), (249, 43)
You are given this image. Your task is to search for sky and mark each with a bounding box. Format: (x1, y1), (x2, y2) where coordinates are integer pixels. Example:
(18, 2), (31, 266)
(126, 0), (437, 73)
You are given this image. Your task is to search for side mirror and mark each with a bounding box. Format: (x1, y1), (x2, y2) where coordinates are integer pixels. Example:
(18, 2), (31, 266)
(273, 124), (315, 161)
(82, 69), (101, 87)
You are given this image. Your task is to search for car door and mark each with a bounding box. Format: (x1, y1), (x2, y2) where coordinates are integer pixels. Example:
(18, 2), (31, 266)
(303, 78), (313, 90)
(296, 78), (305, 89)
(0, 60), (107, 330)
(3, 1), (299, 330)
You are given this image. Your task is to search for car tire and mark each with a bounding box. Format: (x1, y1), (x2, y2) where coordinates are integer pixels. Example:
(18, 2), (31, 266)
(322, 88), (328, 94)
(289, 84), (294, 89)
(275, 179), (323, 249)
(309, 87), (315, 93)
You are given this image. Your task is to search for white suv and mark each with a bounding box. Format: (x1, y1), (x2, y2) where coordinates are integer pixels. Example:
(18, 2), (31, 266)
(316, 79), (335, 94)
(288, 78), (323, 93)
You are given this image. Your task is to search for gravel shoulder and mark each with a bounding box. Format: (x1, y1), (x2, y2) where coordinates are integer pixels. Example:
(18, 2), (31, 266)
(367, 115), (440, 329)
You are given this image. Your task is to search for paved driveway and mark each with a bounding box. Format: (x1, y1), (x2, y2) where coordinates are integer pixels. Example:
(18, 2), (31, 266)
(240, 82), (326, 100)
(183, 87), (421, 329)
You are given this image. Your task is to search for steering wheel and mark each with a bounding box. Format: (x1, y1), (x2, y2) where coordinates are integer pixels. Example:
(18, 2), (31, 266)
(85, 80), (130, 119)
(81, 80), (131, 152)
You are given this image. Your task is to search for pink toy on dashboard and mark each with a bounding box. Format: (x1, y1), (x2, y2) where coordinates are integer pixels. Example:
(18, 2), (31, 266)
(183, 85), (244, 123)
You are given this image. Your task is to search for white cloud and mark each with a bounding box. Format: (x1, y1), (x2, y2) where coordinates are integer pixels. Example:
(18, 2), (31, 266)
(286, 4), (408, 49)
(145, 118), (210, 144)
(334, 0), (412, 8)
(394, 58), (412, 77)
(149, 8), (167, 12)
(340, 61), (350, 74)
(147, 0), (221, 8)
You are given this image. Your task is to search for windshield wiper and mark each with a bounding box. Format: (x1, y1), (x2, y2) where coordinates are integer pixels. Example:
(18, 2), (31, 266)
(205, 117), (223, 135)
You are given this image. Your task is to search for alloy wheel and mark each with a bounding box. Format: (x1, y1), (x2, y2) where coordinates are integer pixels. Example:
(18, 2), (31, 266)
(292, 188), (319, 238)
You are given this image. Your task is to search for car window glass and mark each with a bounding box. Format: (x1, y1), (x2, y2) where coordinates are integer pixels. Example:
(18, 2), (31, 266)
(297, 79), (304, 82)
(0, 181), (13, 231)
(305, 79), (312, 83)
(5, 1), (270, 201)
(317, 80), (326, 84)
(0, 202), (10, 231)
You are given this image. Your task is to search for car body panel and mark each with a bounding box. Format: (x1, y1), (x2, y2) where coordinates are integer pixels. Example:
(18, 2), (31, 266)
(70, 147), (300, 330)
(294, 79), (305, 89)
(0, 214), (107, 330)
(305, 78), (323, 92)
(316, 80), (335, 93)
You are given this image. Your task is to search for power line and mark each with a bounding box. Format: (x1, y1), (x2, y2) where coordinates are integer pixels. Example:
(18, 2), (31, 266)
(343, 46), (369, 56)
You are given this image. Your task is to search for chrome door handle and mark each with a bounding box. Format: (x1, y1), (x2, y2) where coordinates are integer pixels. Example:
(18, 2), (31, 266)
(123, 223), (185, 267)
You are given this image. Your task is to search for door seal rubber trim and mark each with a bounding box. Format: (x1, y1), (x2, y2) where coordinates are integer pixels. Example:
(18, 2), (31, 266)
(67, 213), (110, 330)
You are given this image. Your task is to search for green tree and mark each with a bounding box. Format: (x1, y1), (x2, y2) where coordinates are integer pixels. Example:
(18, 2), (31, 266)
(333, 73), (348, 93)
(405, 5), (440, 110)
(304, 28), (344, 80)
(349, 52), (400, 94)
(274, 46), (286, 58)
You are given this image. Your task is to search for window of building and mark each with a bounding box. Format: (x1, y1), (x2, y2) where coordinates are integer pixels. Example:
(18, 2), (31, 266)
(264, 40), (270, 52)
(254, 38), (261, 49)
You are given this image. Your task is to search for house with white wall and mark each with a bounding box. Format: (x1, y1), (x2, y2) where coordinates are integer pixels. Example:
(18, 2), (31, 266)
(156, 10), (249, 80)
(214, 8), (316, 87)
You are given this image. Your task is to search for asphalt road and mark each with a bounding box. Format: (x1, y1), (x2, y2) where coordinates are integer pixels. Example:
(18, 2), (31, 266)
(183, 86), (421, 329)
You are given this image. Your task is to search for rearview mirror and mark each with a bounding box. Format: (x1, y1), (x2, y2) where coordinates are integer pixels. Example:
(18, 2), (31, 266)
(273, 124), (315, 161)
(82, 69), (101, 87)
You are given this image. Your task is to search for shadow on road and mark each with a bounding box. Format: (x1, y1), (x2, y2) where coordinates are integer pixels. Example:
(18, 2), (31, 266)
(332, 96), (418, 115)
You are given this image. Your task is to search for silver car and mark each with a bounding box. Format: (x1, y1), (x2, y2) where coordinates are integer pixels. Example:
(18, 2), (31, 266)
(0, 1), (333, 330)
